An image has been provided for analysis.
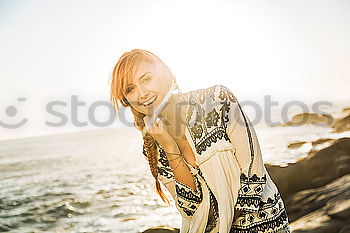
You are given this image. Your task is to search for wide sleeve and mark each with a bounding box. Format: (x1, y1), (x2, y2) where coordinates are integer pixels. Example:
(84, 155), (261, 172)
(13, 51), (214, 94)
(218, 85), (267, 213)
(173, 173), (203, 217)
(142, 145), (204, 218)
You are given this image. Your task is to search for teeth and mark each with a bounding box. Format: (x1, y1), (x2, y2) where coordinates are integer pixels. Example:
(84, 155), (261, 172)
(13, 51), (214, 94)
(143, 96), (156, 106)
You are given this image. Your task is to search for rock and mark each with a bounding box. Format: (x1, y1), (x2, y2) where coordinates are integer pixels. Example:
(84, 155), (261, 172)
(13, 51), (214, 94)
(287, 141), (307, 149)
(311, 138), (335, 146)
(339, 225), (350, 233)
(266, 137), (350, 199)
(287, 138), (335, 151)
(122, 217), (137, 221)
(288, 174), (350, 233)
(290, 210), (345, 233)
(268, 136), (350, 233)
(281, 113), (334, 127)
(0, 225), (11, 232)
(141, 226), (180, 233)
(326, 199), (350, 220)
(342, 107), (350, 113)
(285, 174), (350, 222)
(331, 112), (350, 133)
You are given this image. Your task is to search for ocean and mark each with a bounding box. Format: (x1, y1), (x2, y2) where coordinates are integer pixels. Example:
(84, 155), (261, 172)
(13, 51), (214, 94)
(1, 102), (349, 233)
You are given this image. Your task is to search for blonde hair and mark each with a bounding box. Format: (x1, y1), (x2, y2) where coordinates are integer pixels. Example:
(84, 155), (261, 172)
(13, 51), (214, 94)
(109, 49), (178, 205)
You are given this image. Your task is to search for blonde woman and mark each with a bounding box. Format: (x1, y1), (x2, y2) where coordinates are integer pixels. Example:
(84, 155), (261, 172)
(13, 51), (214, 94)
(109, 49), (290, 233)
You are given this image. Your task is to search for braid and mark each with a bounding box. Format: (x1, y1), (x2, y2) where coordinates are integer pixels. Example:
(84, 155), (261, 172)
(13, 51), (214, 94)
(130, 107), (170, 206)
(109, 49), (177, 206)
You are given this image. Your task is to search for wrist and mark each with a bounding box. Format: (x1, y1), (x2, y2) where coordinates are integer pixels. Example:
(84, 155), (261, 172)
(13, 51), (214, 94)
(163, 144), (183, 159)
(162, 141), (178, 152)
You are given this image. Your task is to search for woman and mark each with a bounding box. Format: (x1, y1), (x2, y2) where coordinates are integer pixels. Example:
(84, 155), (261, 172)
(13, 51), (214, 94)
(110, 49), (290, 233)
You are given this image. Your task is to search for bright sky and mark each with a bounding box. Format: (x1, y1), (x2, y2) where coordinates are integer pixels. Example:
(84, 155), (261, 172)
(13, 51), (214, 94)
(1, 0), (349, 140)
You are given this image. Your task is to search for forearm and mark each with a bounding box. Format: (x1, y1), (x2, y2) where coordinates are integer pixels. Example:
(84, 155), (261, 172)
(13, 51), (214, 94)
(163, 143), (197, 191)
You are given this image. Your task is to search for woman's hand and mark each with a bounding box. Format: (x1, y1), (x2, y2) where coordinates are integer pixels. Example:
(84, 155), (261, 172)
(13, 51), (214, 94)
(143, 116), (176, 148)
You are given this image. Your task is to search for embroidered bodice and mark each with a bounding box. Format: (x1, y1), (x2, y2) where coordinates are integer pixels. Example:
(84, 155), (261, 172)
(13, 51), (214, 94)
(142, 85), (290, 233)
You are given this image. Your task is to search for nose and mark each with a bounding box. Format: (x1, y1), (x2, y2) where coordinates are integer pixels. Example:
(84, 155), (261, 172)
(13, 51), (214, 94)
(138, 86), (150, 101)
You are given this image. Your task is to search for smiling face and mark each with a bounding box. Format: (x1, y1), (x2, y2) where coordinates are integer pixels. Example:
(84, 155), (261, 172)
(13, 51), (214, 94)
(124, 61), (173, 117)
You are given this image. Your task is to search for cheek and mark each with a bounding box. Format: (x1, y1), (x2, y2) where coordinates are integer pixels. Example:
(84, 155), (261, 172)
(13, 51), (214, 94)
(131, 104), (145, 114)
(125, 95), (138, 106)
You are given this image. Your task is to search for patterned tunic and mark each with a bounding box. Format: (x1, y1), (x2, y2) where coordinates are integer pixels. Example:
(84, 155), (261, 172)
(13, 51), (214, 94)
(143, 85), (290, 233)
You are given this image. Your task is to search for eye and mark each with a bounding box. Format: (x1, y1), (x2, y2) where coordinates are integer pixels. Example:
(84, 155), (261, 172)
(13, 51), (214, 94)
(126, 86), (134, 93)
(142, 76), (151, 83)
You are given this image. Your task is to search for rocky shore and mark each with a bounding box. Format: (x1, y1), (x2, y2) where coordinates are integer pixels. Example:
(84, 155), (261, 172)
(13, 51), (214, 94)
(267, 137), (350, 233)
(141, 107), (350, 233)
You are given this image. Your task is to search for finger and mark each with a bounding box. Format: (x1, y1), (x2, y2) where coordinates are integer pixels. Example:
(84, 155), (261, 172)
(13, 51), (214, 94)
(143, 116), (149, 127)
(158, 118), (164, 128)
(155, 117), (161, 126)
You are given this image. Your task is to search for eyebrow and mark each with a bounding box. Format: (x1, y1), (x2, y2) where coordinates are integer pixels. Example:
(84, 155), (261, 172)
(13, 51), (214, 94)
(126, 72), (150, 87)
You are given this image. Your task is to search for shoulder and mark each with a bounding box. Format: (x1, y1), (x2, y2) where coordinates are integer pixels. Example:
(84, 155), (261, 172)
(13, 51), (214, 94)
(183, 84), (234, 96)
(215, 85), (237, 103)
(185, 85), (237, 103)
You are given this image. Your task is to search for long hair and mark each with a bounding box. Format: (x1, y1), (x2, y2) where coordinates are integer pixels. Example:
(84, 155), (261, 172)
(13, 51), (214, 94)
(109, 49), (178, 205)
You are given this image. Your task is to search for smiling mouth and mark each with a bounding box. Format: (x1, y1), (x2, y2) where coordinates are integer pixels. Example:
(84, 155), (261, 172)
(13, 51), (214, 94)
(141, 96), (157, 106)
